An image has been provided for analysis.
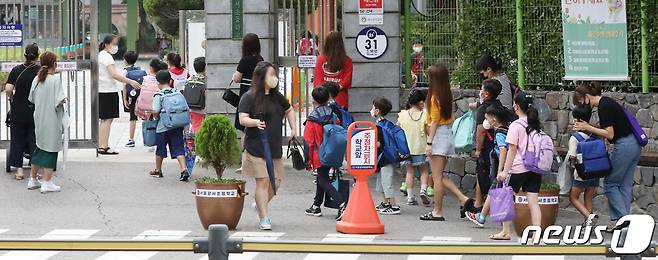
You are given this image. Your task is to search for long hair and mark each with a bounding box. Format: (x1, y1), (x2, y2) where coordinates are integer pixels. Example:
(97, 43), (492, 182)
(426, 64), (453, 120)
(166, 53), (184, 69)
(573, 81), (602, 105)
(250, 61), (277, 118)
(514, 92), (541, 133)
(241, 33), (262, 58)
(322, 31), (347, 72)
(37, 51), (57, 83)
(99, 34), (118, 52)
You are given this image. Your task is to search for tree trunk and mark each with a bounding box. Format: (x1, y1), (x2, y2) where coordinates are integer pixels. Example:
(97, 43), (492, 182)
(213, 166), (225, 179)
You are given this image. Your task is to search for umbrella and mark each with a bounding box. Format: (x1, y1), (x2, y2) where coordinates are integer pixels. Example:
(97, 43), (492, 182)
(61, 105), (70, 173)
(259, 128), (277, 195)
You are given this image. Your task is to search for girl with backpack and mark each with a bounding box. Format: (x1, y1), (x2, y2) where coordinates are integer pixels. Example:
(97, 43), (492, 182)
(166, 53), (189, 91)
(498, 93), (543, 234)
(573, 82), (641, 223)
(397, 89), (431, 206)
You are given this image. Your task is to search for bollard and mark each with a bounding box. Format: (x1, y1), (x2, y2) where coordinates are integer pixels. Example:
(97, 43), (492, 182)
(208, 225), (229, 260)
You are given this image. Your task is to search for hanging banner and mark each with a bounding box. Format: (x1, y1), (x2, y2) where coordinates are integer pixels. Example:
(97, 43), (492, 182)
(561, 0), (628, 81)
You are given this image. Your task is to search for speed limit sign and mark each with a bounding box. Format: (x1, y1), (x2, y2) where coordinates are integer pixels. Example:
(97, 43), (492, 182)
(355, 27), (388, 60)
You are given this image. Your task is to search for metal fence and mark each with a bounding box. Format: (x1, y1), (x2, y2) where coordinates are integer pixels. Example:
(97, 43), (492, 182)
(405, 0), (658, 92)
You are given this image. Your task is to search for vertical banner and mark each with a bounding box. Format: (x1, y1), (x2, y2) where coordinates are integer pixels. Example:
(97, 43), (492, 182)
(231, 0), (243, 40)
(561, 0), (628, 81)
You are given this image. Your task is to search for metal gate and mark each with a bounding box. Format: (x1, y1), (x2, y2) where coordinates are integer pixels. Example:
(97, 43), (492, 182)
(0, 0), (98, 148)
(275, 0), (338, 138)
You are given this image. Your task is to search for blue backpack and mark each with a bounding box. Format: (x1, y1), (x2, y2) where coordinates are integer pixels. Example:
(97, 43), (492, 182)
(572, 133), (611, 180)
(331, 103), (354, 129)
(377, 119), (411, 164)
(157, 89), (191, 129)
(125, 66), (147, 96)
(319, 120), (347, 168)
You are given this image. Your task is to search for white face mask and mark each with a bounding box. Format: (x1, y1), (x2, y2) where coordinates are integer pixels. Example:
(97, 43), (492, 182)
(478, 90), (485, 104)
(483, 119), (492, 130)
(266, 76), (279, 89)
(109, 45), (118, 55)
(413, 46), (423, 53)
(370, 108), (377, 118)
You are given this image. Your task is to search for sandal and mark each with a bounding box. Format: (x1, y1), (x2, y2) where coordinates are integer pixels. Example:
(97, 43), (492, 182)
(489, 233), (511, 240)
(97, 147), (119, 155)
(420, 212), (445, 221)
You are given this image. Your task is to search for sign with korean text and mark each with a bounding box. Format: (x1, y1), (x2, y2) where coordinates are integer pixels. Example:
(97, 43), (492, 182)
(350, 129), (376, 170)
(0, 24), (22, 46)
(195, 189), (238, 198)
(297, 55), (317, 68)
(561, 0), (628, 81)
(355, 27), (388, 60)
(1, 61), (78, 72)
(231, 0), (243, 40)
(359, 0), (383, 25)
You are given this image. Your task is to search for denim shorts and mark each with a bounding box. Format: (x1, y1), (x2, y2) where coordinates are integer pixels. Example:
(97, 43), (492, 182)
(573, 178), (599, 189)
(401, 155), (427, 167)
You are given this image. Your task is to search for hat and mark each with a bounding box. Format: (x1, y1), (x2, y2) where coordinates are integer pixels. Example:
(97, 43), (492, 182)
(24, 43), (39, 57)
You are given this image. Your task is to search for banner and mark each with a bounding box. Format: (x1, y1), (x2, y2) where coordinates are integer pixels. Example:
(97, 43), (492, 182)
(561, 0), (628, 81)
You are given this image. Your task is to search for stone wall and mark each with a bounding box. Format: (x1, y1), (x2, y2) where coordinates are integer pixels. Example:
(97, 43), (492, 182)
(420, 89), (658, 220)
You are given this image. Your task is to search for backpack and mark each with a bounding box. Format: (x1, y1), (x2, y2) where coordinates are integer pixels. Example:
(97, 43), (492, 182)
(124, 66), (147, 98)
(515, 120), (554, 174)
(183, 75), (206, 110)
(156, 89), (191, 129)
(170, 69), (188, 91)
(572, 133), (611, 180)
(135, 76), (159, 119)
(319, 123), (347, 168)
(452, 110), (476, 153)
(331, 103), (354, 129)
(377, 119), (411, 164)
(621, 106), (649, 147)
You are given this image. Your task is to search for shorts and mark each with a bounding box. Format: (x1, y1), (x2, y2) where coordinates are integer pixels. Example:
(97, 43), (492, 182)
(156, 128), (186, 158)
(99, 92), (120, 119)
(376, 164), (395, 198)
(31, 147), (58, 169)
(430, 125), (455, 156)
(401, 155), (427, 167)
(241, 151), (285, 180)
(508, 172), (542, 193)
(573, 178), (599, 189)
(125, 97), (138, 121)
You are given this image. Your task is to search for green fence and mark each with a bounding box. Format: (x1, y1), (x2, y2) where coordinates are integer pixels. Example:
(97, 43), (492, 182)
(404, 0), (658, 92)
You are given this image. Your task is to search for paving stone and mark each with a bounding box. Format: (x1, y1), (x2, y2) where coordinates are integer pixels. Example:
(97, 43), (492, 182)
(626, 93), (637, 104)
(557, 110), (569, 133)
(559, 92), (571, 109)
(545, 92), (561, 109)
(625, 104), (640, 116)
(447, 173), (462, 189)
(452, 90), (463, 100)
(646, 204), (658, 220)
(642, 167), (655, 186)
(449, 157), (466, 176)
(651, 105), (658, 122)
(461, 174), (477, 191)
(637, 94), (654, 109)
(545, 121), (558, 140)
(634, 167), (642, 185)
(633, 185), (656, 209)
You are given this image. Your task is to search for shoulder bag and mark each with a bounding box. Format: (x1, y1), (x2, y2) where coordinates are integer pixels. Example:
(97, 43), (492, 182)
(222, 80), (240, 108)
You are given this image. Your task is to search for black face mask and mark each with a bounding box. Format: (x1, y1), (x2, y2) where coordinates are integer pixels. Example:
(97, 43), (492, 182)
(479, 73), (487, 81)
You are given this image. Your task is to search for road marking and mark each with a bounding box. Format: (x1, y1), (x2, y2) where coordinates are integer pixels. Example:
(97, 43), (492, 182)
(0, 229), (99, 260)
(303, 234), (378, 260)
(0, 230), (8, 235)
(197, 232), (285, 260)
(407, 236), (472, 260)
(95, 230), (190, 260)
(511, 256), (564, 260)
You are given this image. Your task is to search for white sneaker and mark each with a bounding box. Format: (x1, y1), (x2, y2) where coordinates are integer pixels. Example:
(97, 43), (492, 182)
(40, 182), (61, 193)
(27, 178), (41, 190)
(259, 217), (272, 230)
(585, 213), (599, 226)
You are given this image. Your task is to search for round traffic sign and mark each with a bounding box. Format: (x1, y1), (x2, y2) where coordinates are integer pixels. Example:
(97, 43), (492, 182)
(355, 27), (388, 60)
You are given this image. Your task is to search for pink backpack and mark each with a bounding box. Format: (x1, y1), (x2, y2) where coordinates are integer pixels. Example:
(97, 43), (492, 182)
(135, 75), (159, 119)
(515, 120), (554, 175)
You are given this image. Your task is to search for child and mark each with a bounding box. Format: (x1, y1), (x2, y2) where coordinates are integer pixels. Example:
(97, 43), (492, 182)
(397, 89), (431, 206)
(568, 104), (599, 226)
(166, 53), (190, 91)
(371, 97), (400, 215)
(150, 70), (189, 181)
(185, 57), (207, 133)
(465, 104), (513, 240)
(122, 51), (147, 147)
(303, 87), (347, 220)
(324, 81), (344, 119)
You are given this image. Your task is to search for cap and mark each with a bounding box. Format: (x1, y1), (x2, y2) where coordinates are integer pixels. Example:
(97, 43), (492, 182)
(24, 43), (39, 57)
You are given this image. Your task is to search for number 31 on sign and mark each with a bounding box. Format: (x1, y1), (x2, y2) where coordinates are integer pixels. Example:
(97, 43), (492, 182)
(355, 27), (388, 60)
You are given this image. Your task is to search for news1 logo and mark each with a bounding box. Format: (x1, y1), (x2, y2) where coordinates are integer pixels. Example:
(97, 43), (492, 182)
(521, 215), (655, 255)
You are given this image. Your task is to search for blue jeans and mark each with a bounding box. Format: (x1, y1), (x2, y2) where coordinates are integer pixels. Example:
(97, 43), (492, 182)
(605, 134), (641, 220)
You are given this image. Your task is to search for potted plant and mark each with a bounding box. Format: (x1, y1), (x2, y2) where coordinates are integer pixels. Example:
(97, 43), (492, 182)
(194, 115), (244, 230)
(513, 183), (561, 236)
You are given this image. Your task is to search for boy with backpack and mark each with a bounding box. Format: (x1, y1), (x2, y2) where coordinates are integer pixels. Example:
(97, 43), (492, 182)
(183, 57), (207, 133)
(149, 70), (191, 181)
(303, 87), (347, 220)
(568, 104), (600, 226)
(372, 97), (404, 215)
(122, 51), (147, 147)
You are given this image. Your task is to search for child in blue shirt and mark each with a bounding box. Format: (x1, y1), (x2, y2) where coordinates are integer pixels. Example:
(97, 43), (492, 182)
(150, 70), (189, 181)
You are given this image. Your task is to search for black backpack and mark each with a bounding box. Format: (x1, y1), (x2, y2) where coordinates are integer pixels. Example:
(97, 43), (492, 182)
(183, 75), (206, 110)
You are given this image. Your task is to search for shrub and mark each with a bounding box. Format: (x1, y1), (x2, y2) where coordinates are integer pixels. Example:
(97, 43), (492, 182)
(195, 114), (241, 178)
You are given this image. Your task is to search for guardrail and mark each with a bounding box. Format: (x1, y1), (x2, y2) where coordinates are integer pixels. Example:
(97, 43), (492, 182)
(0, 225), (655, 260)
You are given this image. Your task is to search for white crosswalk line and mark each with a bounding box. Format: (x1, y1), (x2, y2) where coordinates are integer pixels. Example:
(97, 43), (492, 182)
(0, 229), (99, 260)
(511, 256), (564, 260)
(95, 230), (190, 260)
(0, 230), (8, 235)
(407, 236), (472, 260)
(303, 234), (378, 260)
(197, 232), (285, 260)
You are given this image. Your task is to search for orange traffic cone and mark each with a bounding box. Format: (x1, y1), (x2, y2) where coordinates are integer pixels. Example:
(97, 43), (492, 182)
(336, 175), (385, 234)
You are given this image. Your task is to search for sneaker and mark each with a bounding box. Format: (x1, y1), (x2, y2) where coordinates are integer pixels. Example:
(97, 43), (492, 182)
(125, 139), (135, 147)
(235, 167), (242, 174)
(305, 205), (322, 217)
(379, 205), (401, 215)
(585, 213), (599, 226)
(40, 182), (61, 193)
(259, 217), (272, 230)
(150, 170), (163, 178)
(419, 192), (431, 205)
(407, 197), (418, 205)
(179, 170), (190, 182)
(400, 182), (408, 196)
(466, 212), (485, 228)
(147, 146), (155, 152)
(27, 178), (41, 190)
(336, 203), (347, 221)
(426, 187), (434, 197)
(460, 198), (475, 218)
(311, 170), (317, 176)
(375, 202), (389, 212)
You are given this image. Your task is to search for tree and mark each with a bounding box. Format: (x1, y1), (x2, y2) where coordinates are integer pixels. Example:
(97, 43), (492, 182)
(143, 0), (204, 37)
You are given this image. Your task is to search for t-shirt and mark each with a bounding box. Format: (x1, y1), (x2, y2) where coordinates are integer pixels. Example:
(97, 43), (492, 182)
(313, 55), (353, 109)
(397, 109), (427, 155)
(505, 117), (529, 174)
(476, 99), (503, 151)
(238, 90), (291, 159)
(236, 55), (263, 95)
(598, 97), (632, 143)
(28, 75), (67, 152)
(426, 96), (453, 125)
(6, 62), (39, 122)
(494, 131), (508, 157)
(568, 131), (589, 181)
(493, 73), (514, 110)
(98, 50), (117, 93)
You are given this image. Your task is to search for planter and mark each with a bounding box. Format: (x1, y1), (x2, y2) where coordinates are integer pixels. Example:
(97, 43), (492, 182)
(195, 181), (246, 230)
(513, 189), (560, 237)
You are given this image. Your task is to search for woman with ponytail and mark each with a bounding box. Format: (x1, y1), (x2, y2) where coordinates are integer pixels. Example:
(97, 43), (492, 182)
(573, 82), (640, 222)
(27, 51), (67, 193)
(97, 34), (141, 155)
(4, 43), (39, 180)
(497, 92), (542, 237)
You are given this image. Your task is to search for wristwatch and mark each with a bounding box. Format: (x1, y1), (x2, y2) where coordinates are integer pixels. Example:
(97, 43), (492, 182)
(427, 142), (432, 145)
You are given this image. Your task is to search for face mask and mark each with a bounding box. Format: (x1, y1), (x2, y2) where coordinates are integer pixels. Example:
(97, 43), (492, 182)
(413, 47), (423, 53)
(266, 76), (279, 89)
(478, 90), (485, 103)
(370, 108), (377, 118)
(483, 119), (492, 130)
(109, 45), (118, 55)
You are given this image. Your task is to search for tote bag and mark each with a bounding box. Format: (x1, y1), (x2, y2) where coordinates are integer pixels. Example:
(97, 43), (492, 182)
(488, 181), (515, 223)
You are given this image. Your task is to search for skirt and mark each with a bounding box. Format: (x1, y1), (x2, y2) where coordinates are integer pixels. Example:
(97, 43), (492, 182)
(401, 154), (427, 167)
(430, 124), (455, 157)
(99, 92), (120, 119)
(241, 151), (285, 181)
(32, 147), (58, 169)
